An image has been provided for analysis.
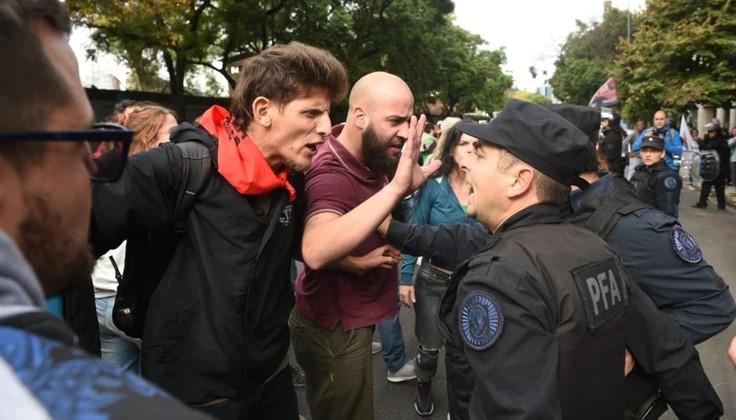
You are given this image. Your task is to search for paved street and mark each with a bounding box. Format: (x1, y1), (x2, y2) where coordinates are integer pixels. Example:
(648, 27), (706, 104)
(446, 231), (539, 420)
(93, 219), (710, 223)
(295, 187), (736, 419)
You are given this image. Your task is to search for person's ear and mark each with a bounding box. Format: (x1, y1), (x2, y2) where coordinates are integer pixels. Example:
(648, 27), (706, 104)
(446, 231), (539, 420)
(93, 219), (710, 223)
(252, 96), (272, 127)
(354, 106), (368, 130)
(507, 166), (534, 198)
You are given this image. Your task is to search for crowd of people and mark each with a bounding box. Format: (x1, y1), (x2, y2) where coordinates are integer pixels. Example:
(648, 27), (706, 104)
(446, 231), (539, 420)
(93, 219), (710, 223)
(611, 109), (736, 215)
(1, 1), (736, 419)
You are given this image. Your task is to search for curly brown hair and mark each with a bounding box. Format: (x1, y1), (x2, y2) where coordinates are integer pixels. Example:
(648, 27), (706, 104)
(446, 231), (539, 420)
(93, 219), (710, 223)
(229, 42), (348, 130)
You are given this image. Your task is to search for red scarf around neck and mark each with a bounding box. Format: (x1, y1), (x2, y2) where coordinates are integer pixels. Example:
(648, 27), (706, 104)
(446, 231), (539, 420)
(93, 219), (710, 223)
(197, 105), (296, 202)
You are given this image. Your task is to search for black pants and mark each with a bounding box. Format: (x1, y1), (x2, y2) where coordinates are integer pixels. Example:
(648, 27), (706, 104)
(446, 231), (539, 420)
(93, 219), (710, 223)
(198, 367), (298, 420)
(698, 176), (726, 208)
(445, 340), (474, 420)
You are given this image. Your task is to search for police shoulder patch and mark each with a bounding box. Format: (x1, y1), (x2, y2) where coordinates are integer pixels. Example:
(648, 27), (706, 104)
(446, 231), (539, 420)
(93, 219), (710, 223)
(459, 291), (504, 350)
(670, 225), (702, 263)
(663, 176), (678, 190)
(571, 258), (629, 332)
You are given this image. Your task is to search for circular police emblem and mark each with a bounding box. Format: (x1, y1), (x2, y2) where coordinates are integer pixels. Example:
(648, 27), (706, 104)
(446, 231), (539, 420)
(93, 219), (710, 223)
(459, 291), (504, 350)
(664, 176), (677, 190)
(670, 225), (702, 263)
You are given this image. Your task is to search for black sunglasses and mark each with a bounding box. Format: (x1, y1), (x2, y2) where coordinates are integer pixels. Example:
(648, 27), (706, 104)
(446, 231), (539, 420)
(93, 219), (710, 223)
(0, 123), (133, 183)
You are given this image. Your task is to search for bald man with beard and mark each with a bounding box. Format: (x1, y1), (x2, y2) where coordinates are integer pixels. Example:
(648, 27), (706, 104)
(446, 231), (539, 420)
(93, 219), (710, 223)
(291, 72), (440, 419)
(632, 110), (683, 171)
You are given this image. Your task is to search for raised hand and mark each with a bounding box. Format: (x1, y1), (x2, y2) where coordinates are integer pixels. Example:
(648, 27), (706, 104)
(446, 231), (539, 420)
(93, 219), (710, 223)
(388, 114), (441, 198)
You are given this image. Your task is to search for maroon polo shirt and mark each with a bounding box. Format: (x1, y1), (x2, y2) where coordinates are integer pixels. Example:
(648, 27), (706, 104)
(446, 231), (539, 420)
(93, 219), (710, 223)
(295, 131), (398, 331)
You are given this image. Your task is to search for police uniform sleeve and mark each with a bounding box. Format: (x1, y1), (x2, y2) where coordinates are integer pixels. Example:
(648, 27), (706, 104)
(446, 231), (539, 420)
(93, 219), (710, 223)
(91, 144), (184, 255)
(455, 255), (562, 419)
(400, 181), (439, 285)
(625, 279), (724, 418)
(608, 211), (736, 343)
(387, 221), (489, 270)
(653, 173), (681, 218)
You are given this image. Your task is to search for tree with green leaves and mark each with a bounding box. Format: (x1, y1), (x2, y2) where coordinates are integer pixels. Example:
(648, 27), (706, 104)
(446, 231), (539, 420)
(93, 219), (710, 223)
(549, 7), (630, 106)
(68, 0), (511, 118)
(510, 90), (553, 106)
(67, 0), (224, 97)
(615, 0), (736, 121)
(415, 24), (512, 116)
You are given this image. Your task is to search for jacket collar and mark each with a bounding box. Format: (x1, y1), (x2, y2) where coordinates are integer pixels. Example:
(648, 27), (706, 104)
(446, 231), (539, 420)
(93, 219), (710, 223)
(0, 228), (46, 320)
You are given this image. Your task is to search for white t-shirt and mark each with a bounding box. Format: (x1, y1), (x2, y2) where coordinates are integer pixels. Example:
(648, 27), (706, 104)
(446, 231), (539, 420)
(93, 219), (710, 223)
(91, 241), (126, 299)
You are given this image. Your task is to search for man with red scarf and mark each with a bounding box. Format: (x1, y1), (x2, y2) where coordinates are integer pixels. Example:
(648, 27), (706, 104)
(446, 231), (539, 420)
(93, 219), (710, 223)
(91, 43), (351, 419)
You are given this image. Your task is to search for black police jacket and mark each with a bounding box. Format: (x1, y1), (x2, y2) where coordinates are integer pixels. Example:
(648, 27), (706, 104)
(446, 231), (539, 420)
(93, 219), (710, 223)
(568, 173), (735, 343)
(393, 200), (724, 418)
(630, 161), (682, 218)
(439, 204), (629, 419)
(91, 123), (305, 404)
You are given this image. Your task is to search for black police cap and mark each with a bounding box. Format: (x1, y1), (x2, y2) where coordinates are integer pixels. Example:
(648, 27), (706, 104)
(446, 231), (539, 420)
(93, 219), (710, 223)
(641, 135), (664, 150)
(455, 99), (595, 186)
(544, 104), (600, 144)
(544, 103), (601, 173)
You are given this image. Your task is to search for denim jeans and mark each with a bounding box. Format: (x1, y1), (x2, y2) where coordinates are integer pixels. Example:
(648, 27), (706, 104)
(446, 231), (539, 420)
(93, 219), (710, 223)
(413, 264), (448, 382)
(95, 295), (141, 373)
(627, 156), (641, 180)
(376, 299), (410, 372)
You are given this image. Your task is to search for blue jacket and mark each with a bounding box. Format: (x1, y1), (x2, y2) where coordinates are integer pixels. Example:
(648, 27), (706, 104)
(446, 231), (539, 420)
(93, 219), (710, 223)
(400, 176), (476, 285)
(632, 128), (683, 170)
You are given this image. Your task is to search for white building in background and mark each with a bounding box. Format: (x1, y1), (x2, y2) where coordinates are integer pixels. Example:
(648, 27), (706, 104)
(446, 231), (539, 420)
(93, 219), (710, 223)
(85, 70), (122, 90)
(535, 85), (554, 100)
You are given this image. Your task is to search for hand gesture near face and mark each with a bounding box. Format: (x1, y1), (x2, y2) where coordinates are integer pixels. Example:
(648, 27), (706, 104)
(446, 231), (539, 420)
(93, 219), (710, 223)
(387, 114), (441, 198)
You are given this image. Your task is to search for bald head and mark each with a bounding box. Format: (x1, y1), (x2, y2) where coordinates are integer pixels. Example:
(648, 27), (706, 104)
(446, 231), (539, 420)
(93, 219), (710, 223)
(349, 71), (414, 114)
(653, 110), (667, 129)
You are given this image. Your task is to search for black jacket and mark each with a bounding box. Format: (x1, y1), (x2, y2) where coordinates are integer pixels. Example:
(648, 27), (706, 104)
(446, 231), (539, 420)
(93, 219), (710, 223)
(702, 133), (731, 180)
(439, 205), (629, 419)
(630, 160), (682, 218)
(601, 126), (623, 162)
(390, 181), (726, 417)
(91, 123), (305, 404)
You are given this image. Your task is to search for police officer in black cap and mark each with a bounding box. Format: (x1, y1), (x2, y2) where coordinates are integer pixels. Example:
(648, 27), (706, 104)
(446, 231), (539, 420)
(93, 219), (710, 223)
(385, 105), (735, 346)
(630, 135), (682, 217)
(437, 99), (631, 419)
(383, 100), (724, 419)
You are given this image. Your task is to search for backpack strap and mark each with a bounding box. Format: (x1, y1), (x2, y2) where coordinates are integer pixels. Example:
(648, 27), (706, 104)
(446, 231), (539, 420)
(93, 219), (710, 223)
(172, 141), (212, 234)
(582, 193), (649, 238)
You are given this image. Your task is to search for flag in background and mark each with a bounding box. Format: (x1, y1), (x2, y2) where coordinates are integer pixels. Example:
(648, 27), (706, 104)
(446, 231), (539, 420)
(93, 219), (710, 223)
(588, 77), (619, 108)
(679, 115), (699, 151)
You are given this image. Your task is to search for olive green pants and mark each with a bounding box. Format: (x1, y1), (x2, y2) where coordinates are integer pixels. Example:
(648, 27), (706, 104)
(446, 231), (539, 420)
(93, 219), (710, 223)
(289, 307), (375, 420)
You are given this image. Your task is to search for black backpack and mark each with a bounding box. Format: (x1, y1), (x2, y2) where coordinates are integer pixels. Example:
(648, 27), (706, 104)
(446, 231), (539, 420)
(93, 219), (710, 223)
(112, 139), (212, 339)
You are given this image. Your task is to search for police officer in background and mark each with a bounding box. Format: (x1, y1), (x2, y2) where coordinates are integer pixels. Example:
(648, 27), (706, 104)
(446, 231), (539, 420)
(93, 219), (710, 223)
(385, 101), (724, 419)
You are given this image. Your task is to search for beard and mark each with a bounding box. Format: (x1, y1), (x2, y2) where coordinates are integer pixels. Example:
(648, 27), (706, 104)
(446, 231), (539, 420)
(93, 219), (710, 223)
(16, 191), (96, 297)
(362, 124), (401, 178)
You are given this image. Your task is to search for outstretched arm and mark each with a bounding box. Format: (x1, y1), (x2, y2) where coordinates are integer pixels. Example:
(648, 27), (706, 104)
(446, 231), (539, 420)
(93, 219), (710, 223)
(301, 115), (440, 269)
(386, 220), (489, 269)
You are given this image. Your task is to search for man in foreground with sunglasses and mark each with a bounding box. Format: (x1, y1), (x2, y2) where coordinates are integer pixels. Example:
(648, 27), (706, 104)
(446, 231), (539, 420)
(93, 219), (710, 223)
(0, 0), (208, 417)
